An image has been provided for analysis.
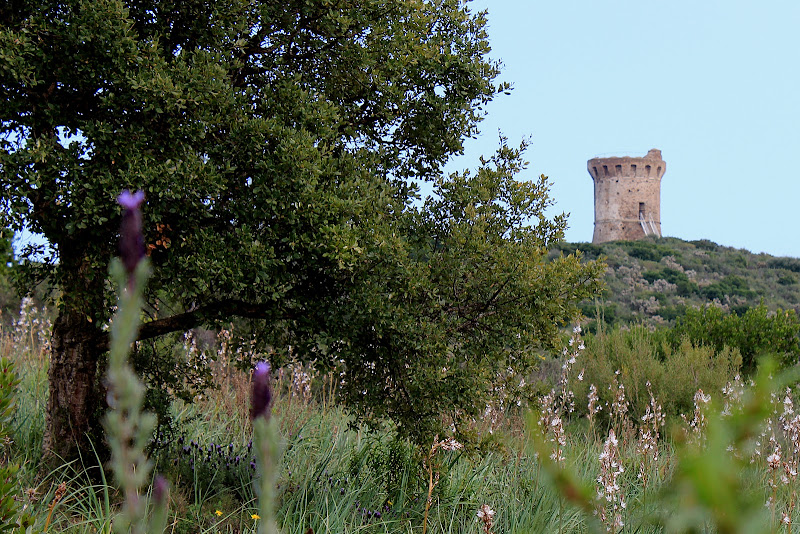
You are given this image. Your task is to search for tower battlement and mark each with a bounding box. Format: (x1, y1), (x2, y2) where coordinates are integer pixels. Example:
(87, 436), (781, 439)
(588, 149), (665, 244)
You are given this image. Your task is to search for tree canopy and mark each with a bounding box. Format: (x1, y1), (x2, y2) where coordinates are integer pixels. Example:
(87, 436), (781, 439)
(0, 0), (601, 459)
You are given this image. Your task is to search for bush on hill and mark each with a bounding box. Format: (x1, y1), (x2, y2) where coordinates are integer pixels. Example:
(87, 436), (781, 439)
(617, 240), (679, 262)
(770, 257), (800, 273)
(570, 325), (741, 425)
(699, 274), (753, 301)
(670, 303), (800, 372)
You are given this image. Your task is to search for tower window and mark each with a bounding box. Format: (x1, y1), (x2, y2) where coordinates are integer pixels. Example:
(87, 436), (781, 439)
(639, 202), (646, 216)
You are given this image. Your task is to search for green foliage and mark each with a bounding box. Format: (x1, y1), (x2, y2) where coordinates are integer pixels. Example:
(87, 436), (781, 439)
(618, 240), (678, 262)
(0, 229), (17, 319)
(700, 274), (753, 300)
(642, 267), (687, 286)
(0, 357), (23, 532)
(671, 303), (800, 372)
(550, 242), (604, 261)
(578, 301), (618, 332)
(0, 228), (12, 277)
(571, 326), (741, 423)
(769, 257), (800, 273)
(335, 140), (603, 443)
(662, 340), (742, 415)
(0, 229), (10, 262)
(729, 253), (748, 268)
(657, 303), (687, 322)
(0, 0), (506, 315)
(689, 238), (720, 251)
(659, 366), (781, 534)
(351, 435), (419, 497)
(130, 333), (214, 440)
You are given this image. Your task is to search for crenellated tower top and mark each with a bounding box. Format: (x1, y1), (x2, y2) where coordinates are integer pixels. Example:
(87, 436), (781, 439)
(588, 149), (665, 243)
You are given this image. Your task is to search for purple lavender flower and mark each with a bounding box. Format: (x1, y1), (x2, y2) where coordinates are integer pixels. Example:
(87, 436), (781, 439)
(117, 190), (145, 277)
(251, 361), (273, 420)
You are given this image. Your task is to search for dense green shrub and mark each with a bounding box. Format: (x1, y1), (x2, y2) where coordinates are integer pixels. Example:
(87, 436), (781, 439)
(777, 271), (798, 286)
(658, 304), (687, 322)
(770, 257), (800, 273)
(676, 279), (700, 297)
(570, 326), (741, 425)
(671, 303), (800, 371)
(619, 240), (675, 262)
(700, 274), (753, 300)
(689, 239), (719, 251)
(729, 253), (748, 268)
(551, 242), (604, 261)
(663, 340), (742, 415)
(578, 301), (620, 334)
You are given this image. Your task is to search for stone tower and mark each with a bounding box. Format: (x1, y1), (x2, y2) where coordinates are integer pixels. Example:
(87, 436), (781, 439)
(588, 149), (666, 244)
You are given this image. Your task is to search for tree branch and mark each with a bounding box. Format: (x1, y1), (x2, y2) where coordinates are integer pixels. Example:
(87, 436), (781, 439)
(96, 299), (280, 352)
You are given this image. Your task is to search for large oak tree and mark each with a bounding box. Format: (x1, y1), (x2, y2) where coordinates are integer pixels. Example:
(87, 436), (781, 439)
(0, 0), (601, 461)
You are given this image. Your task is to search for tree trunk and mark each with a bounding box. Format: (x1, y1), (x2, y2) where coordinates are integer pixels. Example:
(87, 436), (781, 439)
(42, 307), (106, 464)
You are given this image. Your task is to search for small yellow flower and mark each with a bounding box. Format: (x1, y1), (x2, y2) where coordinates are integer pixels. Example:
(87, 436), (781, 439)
(215, 510), (222, 517)
(251, 514), (260, 520)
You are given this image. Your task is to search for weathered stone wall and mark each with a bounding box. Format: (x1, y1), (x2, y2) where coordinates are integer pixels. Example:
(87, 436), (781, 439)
(588, 149), (665, 244)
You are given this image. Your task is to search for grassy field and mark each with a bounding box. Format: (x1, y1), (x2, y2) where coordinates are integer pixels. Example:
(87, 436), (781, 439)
(2, 301), (799, 533)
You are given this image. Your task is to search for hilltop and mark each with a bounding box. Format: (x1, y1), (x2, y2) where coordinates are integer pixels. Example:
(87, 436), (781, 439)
(551, 236), (800, 330)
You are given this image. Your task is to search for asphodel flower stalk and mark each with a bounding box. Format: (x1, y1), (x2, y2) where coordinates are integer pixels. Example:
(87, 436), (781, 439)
(422, 435), (463, 534)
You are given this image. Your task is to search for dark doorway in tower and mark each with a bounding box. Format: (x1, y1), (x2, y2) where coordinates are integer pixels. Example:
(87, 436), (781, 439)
(639, 202), (646, 218)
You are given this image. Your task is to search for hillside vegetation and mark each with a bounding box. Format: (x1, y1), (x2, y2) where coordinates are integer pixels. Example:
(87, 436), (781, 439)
(552, 236), (800, 329)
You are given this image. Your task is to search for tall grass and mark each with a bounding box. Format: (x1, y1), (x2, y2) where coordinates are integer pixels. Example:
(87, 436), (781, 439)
(3, 299), (799, 533)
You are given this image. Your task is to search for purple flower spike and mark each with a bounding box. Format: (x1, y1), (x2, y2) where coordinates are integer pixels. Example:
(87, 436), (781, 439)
(117, 189), (146, 278)
(251, 361), (273, 421)
(118, 189), (145, 210)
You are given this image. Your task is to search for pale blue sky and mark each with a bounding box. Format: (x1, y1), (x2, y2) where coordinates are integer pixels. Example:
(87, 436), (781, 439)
(447, 0), (800, 257)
